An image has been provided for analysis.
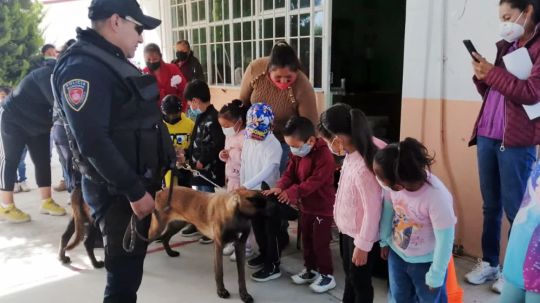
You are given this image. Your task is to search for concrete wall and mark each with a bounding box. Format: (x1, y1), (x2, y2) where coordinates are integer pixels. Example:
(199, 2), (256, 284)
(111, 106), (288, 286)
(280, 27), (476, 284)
(401, 0), (510, 259)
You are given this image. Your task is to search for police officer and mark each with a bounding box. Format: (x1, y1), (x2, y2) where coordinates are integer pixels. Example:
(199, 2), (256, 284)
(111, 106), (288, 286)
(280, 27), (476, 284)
(52, 1), (175, 302)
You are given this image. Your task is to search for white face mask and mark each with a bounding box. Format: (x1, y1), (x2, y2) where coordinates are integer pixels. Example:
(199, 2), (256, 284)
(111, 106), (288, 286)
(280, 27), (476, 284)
(500, 11), (526, 43)
(221, 120), (240, 137)
(329, 137), (346, 156)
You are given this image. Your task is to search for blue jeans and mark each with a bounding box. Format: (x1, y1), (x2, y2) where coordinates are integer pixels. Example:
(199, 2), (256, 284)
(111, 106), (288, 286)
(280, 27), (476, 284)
(17, 147), (27, 182)
(388, 249), (447, 303)
(279, 142), (290, 174)
(477, 136), (535, 267)
(196, 185), (215, 193)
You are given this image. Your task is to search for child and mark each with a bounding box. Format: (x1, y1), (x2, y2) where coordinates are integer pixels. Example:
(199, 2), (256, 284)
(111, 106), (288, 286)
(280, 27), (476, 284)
(264, 116), (337, 293)
(374, 137), (457, 303)
(183, 80), (225, 244)
(217, 99), (254, 259)
(240, 103), (283, 282)
(500, 162), (540, 303)
(161, 94), (194, 188)
(317, 103), (385, 303)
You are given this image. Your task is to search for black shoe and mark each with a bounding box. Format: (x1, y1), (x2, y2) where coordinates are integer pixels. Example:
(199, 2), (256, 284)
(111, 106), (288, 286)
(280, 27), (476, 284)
(251, 264), (281, 282)
(247, 254), (265, 269)
(199, 236), (213, 244)
(180, 224), (201, 237)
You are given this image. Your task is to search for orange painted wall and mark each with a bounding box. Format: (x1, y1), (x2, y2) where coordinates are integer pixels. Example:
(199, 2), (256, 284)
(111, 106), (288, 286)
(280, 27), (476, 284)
(401, 98), (510, 259)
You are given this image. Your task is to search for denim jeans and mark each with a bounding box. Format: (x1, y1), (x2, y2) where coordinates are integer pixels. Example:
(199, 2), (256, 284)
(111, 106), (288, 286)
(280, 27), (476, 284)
(477, 136), (535, 267)
(279, 142), (290, 174)
(195, 185), (215, 193)
(17, 147), (27, 183)
(388, 249), (447, 303)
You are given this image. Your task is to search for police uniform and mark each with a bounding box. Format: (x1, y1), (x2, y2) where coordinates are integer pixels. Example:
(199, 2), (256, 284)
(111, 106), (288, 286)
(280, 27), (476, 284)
(51, 1), (174, 302)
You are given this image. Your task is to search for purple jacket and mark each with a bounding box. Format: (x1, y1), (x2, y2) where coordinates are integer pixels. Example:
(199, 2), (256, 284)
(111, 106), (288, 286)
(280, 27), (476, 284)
(470, 23), (540, 148)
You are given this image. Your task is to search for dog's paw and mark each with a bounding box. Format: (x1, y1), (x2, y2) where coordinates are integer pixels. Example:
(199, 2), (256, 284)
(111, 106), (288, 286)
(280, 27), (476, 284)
(217, 288), (230, 299)
(240, 292), (253, 303)
(59, 256), (71, 264)
(166, 250), (180, 257)
(92, 260), (105, 269)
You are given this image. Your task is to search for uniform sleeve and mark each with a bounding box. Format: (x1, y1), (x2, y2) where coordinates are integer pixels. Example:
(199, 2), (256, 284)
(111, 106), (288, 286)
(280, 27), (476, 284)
(295, 73), (319, 126)
(57, 63), (146, 202)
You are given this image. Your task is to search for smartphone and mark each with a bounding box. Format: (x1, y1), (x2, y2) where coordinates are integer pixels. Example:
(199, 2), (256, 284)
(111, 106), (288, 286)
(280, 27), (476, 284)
(463, 40), (480, 62)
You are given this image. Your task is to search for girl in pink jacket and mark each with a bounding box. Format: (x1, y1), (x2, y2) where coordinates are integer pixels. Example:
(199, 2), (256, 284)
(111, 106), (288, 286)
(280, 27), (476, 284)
(318, 103), (385, 303)
(218, 100), (255, 259)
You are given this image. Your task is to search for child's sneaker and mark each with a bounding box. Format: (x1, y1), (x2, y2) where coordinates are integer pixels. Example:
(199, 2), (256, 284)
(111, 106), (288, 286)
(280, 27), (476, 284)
(291, 269), (319, 285)
(40, 198), (66, 216)
(464, 259), (500, 285)
(223, 243), (235, 256)
(0, 204), (31, 223)
(251, 264), (281, 282)
(13, 183), (21, 193)
(309, 274), (336, 293)
(180, 224), (201, 237)
(18, 181), (31, 192)
(247, 254), (265, 269)
(230, 245), (255, 261)
(491, 276), (505, 294)
(199, 236), (213, 244)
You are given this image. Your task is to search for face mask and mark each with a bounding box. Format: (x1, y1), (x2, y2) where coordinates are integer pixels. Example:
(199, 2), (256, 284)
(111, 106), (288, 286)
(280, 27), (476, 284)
(146, 61), (161, 71)
(222, 120), (240, 137)
(164, 115), (181, 124)
(271, 78), (292, 90)
(500, 11), (526, 43)
(290, 143), (313, 158)
(376, 176), (396, 192)
(176, 51), (189, 61)
(329, 137), (346, 156)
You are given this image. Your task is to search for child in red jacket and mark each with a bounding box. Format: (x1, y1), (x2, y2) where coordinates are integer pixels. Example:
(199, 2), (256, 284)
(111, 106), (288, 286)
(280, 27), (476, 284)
(264, 116), (337, 293)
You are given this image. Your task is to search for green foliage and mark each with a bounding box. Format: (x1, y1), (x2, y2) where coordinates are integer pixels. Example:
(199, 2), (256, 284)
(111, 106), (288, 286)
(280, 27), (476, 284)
(0, 0), (44, 86)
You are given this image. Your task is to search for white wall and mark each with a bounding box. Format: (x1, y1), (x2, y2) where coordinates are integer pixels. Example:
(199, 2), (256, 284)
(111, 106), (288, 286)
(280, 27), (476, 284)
(40, 0), (166, 68)
(402, 0), (501, 102)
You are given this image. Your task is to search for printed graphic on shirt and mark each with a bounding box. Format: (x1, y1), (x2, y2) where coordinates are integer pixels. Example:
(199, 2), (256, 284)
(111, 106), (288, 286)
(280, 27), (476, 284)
(392, 205), (423, 250)
(63, 79), (90, 112)
(170, 133), (190, 147)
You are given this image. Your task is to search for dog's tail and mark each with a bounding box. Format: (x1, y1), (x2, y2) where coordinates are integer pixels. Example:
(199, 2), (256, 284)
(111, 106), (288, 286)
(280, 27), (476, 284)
(65, 187), (89, 251)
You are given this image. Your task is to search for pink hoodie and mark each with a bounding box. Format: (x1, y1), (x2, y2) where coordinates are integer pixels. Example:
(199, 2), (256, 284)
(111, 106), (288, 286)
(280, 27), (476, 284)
(334, 138), (386, 251)
(220, 130), (245, 191)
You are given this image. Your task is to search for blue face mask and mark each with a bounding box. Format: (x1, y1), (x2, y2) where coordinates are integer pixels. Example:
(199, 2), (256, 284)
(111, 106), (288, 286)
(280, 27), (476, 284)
(290, 143), (313, 157)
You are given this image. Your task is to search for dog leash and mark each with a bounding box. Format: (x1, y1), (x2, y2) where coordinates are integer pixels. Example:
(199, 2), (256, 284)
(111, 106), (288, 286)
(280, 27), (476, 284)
(178, 163), (224, 190)
(122, 209), (163, 253)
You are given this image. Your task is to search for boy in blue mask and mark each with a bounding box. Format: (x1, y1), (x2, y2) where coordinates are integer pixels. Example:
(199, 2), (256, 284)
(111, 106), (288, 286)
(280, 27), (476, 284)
(263, 116), (337, 292)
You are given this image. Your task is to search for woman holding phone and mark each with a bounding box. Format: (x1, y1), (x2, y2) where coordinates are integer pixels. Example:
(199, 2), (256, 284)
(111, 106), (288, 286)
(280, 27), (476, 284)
(466, 0), (540, 295)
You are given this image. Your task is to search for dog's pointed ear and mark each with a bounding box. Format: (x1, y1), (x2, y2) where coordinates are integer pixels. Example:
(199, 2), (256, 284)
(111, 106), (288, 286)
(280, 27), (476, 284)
(261, 181), (270, 191)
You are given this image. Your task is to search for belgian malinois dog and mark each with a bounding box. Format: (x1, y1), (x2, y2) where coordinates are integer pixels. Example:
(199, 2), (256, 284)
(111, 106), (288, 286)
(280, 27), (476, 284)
(148, 182), (279, 303)
(58, 187), (104, 268)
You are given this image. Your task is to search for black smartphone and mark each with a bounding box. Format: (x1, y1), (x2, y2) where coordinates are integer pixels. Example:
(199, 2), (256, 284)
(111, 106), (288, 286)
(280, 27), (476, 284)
(463, 40), (479, 62)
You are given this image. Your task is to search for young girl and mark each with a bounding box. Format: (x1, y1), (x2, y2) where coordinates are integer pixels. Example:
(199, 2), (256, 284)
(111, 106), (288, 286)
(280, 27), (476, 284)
(240, 103), (283, 282)
(500, 161), (540, 303)
(217, 99), (254, 259)
(374, 138), (456, 303)
(318, 103), (385, 303)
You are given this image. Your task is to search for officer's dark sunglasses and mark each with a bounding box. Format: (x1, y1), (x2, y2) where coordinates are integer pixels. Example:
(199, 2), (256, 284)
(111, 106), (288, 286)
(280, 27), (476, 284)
(122, 16), (144, 36)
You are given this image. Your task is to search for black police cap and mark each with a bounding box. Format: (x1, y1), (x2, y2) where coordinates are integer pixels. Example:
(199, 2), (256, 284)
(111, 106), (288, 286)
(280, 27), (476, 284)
(88, 0), (161, 30)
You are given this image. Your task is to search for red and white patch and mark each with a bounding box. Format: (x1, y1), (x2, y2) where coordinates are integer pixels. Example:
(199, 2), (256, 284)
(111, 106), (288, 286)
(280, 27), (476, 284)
(62, 79), (90, 112)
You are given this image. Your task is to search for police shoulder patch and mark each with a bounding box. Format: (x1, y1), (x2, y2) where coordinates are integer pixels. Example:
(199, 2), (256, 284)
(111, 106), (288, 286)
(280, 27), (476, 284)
(62, 79), (90, 112)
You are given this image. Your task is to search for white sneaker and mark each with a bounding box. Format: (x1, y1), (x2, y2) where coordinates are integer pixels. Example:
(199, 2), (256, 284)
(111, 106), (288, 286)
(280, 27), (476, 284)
(491, 276), (504, 294)
(18, 181), (30, 192)
(291, 269), (319, 285)
(464, 259), (500, 285)
(230, 246), (255, 261)
(309, 274), (336, 293)
(13, 183), (21, 193)
(223, 243), (235, 256)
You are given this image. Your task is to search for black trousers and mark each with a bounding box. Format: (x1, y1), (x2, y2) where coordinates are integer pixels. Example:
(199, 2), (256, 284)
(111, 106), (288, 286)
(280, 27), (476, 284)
(0, 110), (51, 191)
(96, 193), (150, 303)
(339, 233), (377, 303)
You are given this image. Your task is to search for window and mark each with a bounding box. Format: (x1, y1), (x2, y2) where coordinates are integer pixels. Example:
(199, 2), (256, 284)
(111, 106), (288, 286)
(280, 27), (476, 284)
(170, 0), (325, 88)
